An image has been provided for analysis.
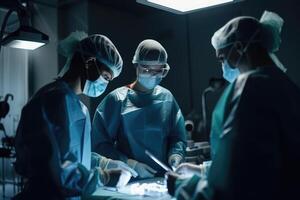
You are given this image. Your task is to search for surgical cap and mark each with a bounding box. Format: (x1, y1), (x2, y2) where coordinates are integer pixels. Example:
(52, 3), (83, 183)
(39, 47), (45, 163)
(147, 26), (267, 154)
(58, 31), (123, 78)
(132, 39), (169, 68)
(211, 11), (286, 72)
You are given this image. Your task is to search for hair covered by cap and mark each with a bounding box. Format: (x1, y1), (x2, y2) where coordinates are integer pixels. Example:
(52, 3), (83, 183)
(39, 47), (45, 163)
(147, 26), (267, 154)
(211, 11), (284, 52)
(211, 11), (286, 72)
(78, 35), (123, 78)
(132, 39), (168, 66)
(211, 16), (263, 50)
(58, 31), (123, 78)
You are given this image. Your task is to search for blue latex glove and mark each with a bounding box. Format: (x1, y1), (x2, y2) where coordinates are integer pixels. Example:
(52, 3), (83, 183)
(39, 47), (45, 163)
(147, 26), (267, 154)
(99, 157), (138, 178)
(127, 159), (157, 178)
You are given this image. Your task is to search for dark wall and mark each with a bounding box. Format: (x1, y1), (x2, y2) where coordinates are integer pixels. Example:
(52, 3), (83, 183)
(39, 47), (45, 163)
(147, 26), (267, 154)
(29, 3), (58, 96)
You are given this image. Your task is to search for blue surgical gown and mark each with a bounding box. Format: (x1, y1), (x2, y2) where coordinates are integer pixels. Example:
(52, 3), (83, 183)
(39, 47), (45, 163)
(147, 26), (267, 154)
(92, 85), (186, 173)
(15, 80), (103, 200)
(210, 83), (234, 159)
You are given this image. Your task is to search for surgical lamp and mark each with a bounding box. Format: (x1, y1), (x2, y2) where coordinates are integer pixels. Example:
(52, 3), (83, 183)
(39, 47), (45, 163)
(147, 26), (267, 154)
(0, 0), (49, 51)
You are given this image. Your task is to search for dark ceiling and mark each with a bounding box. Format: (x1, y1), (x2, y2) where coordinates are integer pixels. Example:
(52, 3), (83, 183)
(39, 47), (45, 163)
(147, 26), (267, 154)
(0, 0), (160, 34)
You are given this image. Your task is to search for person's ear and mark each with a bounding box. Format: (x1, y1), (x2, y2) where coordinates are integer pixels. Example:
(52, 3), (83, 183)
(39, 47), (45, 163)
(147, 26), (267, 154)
(234, 41), (244, 55)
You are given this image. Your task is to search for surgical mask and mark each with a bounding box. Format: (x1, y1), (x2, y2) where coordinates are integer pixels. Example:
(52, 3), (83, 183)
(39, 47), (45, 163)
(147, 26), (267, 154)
(137, 74), (162, 90)
(220, 30), (259, 83)
(222, 59), (240, 83)
(83, 75), (108, 97)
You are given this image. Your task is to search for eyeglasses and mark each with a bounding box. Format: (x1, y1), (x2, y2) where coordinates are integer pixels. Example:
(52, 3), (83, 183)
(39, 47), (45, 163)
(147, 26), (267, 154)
(137, 64), (170, 78)
(85, 57), (112, 81)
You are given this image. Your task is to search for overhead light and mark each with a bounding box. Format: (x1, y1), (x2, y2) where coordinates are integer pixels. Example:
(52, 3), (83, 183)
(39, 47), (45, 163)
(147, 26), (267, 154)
(4, 40), (45, 50)
(0, 1), (49, 51)
(137, 0), (238, 14)
(1, 26), (49, 50)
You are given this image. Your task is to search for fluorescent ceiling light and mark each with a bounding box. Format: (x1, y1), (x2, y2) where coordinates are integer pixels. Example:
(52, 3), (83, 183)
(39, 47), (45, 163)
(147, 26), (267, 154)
(1, 26), (49, 50)
(137, 0), (236, 14)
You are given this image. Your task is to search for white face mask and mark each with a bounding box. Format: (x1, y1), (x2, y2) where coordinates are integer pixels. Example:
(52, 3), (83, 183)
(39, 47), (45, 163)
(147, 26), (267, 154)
(83, 75), (108, 97)
(137, 73), (162, 90)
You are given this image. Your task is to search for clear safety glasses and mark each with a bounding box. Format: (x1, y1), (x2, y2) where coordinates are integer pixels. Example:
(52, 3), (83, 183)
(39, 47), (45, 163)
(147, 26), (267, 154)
(137, 64), (170, 78)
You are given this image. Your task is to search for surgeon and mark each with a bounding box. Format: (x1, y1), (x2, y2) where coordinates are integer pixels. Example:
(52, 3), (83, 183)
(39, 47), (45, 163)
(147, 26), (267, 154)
(92, 39), (187, 178)
(14, 31), (136, 200)
(166, 11), (300, 200)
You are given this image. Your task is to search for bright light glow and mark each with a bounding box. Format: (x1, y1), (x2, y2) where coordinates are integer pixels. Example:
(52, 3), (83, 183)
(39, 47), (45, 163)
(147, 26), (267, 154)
(6, 40), (46, 50)
(118, 182), (168, 196)
(147, 0), (233, 12)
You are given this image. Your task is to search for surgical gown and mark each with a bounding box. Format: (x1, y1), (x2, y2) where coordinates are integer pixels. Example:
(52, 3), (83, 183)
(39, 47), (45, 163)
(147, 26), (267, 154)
(15, 80), (104, 200)
(172, 66), (300, 200)
(92, 85), (186, 174)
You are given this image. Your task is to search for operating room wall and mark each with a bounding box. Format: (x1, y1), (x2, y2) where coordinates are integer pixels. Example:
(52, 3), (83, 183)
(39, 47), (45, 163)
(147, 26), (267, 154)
(29, 3), (58, 96)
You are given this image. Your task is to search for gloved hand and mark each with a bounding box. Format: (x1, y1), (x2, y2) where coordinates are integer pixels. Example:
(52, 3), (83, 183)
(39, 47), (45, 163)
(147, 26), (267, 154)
(99, 157), (138, 178)
(98, 168), (132, 187)
(175, 163), (202, 178)
(168, 154), (183, 171)
(127, 159), (157, 178)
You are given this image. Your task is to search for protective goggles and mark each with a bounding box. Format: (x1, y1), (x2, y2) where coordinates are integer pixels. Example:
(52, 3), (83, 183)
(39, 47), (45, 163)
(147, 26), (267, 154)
(137, 64), (170, 78)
